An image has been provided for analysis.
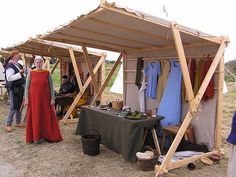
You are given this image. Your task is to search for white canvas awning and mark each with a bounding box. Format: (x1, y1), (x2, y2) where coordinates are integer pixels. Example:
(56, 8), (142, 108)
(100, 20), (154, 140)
(38, 2), (227, 55)
(2, 39), (103, 62)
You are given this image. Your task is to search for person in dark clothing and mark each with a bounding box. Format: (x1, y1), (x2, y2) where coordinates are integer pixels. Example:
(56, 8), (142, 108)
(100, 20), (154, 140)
(56, 75), (75, 116)
(59, 75), (75, 95)
(5, 50), (25, 132)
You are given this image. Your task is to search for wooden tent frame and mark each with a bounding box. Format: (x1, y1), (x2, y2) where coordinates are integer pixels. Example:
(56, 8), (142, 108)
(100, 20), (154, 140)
(154, 24), (227, 176)
(3, 39), (106, 124)
(60, 47), (106, 124)
(35, 1), (230, 175)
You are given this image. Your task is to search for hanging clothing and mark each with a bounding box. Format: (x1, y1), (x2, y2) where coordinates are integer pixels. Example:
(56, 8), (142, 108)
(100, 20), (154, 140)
(193, 60), (204, 95)
(200, 59), (214, 100)
(182, 59), (196, 101)
(189, 59), (196, 87)
(25, 70), (62, 143)
(156, 60), (170, 101)
(138, 76), (146, 112)
(144, 61), (161, 99)
(157, 60), (182, 127)
(135, 57), (144, 89)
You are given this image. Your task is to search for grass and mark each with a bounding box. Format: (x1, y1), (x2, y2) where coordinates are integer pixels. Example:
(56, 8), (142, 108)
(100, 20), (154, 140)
(51, 64), (61, 90)
(50, 62), (121, 90)
(105, 62), (121, 88)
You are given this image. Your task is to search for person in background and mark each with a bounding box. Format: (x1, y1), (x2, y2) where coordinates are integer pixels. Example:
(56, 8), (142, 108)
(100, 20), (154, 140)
(24, 56), (62, 144)
(56, 75), (75, 116)
(59, 75), (75, 95)
(4, 50), (25, 132)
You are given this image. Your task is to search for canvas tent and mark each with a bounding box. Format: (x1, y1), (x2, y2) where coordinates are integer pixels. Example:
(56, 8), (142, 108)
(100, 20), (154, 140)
(3, 38), (106, 124)
(35, 1), (229, 176)
(109, 62), (123, 94)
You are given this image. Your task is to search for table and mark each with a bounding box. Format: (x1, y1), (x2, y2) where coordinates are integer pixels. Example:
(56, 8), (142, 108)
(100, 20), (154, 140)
(76, 106), (164, 161)
(55, 95), (74, 106)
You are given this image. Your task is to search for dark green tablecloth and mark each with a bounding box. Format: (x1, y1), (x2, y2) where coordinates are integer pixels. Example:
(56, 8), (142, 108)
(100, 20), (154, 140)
(76, 106), (164, 161)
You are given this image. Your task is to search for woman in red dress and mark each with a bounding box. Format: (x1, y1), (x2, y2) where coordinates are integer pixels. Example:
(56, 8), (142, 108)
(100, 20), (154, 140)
(24, 56), (62, 143)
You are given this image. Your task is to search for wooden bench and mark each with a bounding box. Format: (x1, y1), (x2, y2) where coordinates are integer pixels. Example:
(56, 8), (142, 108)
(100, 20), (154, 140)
(161, 124), (190, 151)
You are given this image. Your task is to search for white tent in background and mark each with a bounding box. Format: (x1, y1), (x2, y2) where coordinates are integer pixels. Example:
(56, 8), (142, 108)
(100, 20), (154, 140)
(110, 63), (123, 94)
(223, 81), (228, 94)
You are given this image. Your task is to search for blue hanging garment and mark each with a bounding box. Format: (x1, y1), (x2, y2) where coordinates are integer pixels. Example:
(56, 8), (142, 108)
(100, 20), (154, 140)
(144, 61), (161, 99)
(157, 60), (182, 127)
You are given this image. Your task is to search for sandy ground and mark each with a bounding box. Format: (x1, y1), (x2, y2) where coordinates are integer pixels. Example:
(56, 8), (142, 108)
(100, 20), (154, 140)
(0, 85), (235, 177)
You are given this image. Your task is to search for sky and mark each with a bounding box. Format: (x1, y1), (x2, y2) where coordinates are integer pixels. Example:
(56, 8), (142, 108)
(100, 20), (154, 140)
(0, 0), (235, 62)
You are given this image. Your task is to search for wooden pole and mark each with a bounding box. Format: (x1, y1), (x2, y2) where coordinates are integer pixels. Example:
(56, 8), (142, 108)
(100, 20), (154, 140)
(215, 56), (224, 150)
(50, 58), (59, 74)
(123, 52), (126, 105)
(44, 57), (50, 70)
(171, 22), (196, 114)
(91, 53), (123, 105)
(82, 45), (99, 93)
(151, 129), (161, 155)
(155, 150), (218, 173)
(68, 48), (83, 91)
(60, 56), (105, 124)
(100, 54), (106, 103)
(155, 39), (227, 176)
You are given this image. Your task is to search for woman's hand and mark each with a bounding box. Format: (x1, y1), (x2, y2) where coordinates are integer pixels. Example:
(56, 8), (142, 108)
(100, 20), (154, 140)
(24, 98), (29, 105)
(50, 98), (55, 105)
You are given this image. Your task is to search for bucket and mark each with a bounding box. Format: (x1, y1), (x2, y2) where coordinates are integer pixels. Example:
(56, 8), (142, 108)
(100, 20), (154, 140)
(81, 129), (101, 156)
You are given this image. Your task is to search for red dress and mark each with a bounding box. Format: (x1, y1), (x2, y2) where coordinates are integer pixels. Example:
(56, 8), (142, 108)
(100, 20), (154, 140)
(26, 70), (62, 143)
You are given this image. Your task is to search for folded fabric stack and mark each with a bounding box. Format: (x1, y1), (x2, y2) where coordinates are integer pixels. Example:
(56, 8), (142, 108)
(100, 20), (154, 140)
(136, 151), (154, 159)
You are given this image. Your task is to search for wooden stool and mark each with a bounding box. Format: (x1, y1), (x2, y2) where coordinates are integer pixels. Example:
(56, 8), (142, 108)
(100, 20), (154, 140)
(161, 124), (190, 151)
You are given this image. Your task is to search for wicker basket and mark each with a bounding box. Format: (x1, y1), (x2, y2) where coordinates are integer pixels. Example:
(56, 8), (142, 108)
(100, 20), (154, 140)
(136, 146), (160, 171)
(112, 100), (123, 110)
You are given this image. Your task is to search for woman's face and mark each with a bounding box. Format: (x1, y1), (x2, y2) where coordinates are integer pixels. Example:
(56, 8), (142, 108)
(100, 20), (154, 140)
(34, 59), (44, 69)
